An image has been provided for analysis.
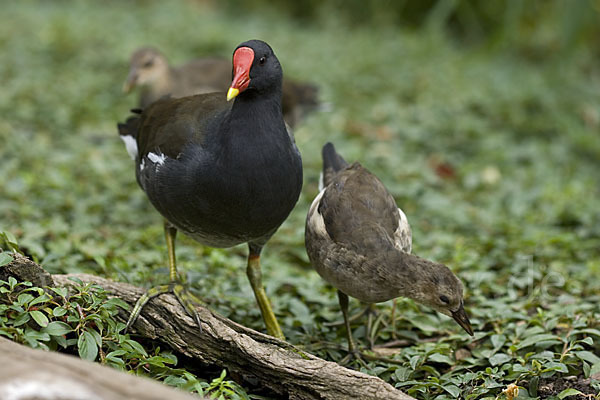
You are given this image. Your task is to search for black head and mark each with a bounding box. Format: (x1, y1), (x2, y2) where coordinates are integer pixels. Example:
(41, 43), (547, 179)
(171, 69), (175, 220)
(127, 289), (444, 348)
(227, 39), (282, 101)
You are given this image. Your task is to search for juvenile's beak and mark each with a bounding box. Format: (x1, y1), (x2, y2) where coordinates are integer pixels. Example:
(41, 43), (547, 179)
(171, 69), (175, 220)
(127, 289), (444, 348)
(452, 303), (474, 336)
(122, 70), (138, 93)
(227, 46), (254, 102)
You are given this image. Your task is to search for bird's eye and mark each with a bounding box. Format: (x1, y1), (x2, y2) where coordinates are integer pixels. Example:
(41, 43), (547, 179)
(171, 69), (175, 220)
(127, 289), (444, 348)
(259, 56), (266, 65)
(439, 295), (450, 304)
(143, 60), (154, 68)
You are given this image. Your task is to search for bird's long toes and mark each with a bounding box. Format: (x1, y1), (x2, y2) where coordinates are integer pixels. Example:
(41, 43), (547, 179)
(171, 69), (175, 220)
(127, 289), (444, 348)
(172, 283), (205, 333)
(125, 284), (172, 333)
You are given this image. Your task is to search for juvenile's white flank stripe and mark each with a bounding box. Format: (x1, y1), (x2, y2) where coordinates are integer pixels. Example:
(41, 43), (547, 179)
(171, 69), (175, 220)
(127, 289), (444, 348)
(307, 189), (328, 238)
(119, 135), (138, 160)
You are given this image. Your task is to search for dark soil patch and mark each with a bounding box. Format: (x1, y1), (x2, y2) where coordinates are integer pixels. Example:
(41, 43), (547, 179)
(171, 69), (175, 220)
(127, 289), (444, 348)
(537, 375), (599, 399)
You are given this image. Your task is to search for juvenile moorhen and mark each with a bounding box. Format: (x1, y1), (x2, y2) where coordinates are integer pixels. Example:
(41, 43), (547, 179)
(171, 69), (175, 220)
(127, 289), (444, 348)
(305, 143), (473, 353)
(123, 47), (320, 127)
(118, 40), (303, 340)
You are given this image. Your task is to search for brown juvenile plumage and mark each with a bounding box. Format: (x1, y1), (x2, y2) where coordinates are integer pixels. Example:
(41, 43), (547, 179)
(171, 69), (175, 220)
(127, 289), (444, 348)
(123, 47), (320, 127)
(305, 143), (473, 354)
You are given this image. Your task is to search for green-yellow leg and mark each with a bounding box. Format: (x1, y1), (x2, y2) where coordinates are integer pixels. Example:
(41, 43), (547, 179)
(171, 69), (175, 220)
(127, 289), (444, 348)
(390, 298), (397, 339)
(125, 222), (202, 332)
(338, 290), (369, 367)
(246, 246), (285, 340)
(337, 290), (357, 354)
(365, 303), (378, 349)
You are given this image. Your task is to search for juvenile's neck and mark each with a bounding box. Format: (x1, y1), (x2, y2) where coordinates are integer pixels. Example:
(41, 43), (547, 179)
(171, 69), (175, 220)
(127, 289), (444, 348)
(371, 247), (441, 301)
(145, 67), (177, 99)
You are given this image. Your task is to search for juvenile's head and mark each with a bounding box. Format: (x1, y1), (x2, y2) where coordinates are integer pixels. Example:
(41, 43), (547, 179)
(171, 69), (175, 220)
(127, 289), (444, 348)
(123, 47), (170, 92)
(407, 260), (474, 336)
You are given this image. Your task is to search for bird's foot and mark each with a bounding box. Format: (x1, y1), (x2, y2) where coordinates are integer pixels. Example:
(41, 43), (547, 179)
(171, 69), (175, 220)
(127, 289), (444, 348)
(125, 282), (203, 333)
(339, 347), (369, 369)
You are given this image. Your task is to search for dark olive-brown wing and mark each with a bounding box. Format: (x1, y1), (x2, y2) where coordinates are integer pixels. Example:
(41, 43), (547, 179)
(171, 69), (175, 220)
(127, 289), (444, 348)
(136, 92), (230, 159)
(318, 163), (400, 254)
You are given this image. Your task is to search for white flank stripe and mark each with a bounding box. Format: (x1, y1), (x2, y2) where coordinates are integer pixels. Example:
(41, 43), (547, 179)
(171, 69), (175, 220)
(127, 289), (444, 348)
(119, 135), (138, 160)
(147, 152), (166, 165)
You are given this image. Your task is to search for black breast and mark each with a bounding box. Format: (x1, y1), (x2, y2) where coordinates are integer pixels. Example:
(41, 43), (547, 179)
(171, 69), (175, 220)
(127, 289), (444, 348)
(139, 129), (302, 248)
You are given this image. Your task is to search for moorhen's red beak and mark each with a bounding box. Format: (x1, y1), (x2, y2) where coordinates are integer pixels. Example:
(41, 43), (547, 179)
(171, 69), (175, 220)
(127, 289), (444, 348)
(227, 47), (254, 101)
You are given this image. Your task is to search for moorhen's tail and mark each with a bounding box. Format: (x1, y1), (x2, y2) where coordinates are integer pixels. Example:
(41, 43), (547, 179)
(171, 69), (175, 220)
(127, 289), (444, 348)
(320, 142), (349, 189)
(117, 109), (142, 160)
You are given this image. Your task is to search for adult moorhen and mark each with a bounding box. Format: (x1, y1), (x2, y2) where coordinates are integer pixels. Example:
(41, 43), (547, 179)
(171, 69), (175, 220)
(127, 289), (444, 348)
(123, 47), (320, 127)
(118, 40), (303, 340)
(305, 143), (473, 353)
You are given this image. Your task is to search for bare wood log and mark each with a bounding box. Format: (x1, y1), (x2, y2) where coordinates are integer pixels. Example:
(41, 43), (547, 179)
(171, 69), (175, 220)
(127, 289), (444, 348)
(0, 336), (198, 400)
(0, 253), (54, 287)
(2, 255), (414, 400)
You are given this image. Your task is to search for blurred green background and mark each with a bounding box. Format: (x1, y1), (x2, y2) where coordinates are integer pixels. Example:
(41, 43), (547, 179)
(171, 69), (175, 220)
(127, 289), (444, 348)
(1, 1), (599, 398)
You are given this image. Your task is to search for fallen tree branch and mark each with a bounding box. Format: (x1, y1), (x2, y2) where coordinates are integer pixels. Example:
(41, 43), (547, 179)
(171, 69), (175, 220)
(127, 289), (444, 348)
(0, 336), (199, 400)
(3, 253), (414, 400)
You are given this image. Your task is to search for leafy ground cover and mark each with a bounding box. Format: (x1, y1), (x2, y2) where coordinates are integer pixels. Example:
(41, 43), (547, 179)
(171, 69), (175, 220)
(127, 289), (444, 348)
(1, 1), (599, 399)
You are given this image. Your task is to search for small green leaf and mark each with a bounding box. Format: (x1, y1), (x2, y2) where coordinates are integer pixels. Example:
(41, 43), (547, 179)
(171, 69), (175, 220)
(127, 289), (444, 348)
(29, 310), (49, 327)
(78, 330), (98, 361)
(87, 329), (102, 347)
(13, 312), (31, 326)
(106, 350), (127, 358)
(542, 361), (568, 373)
(581, 329), (600, 337)
(50, 287), (68, 298)
(409, 355), (420, 370)
(0, 253), (13, 267)
(54, 334), (67, 348)
(558, 388), (583, 399)
(124, 339), (148, 357)
(490, 334), (506, 349)
(428, 353), (453, 365)
(44, 321), (73, 336)
(516, 334), (560, 350)
(590, 362), (600, 377)
(24, 329), (50, 343)
(101, 297), (129, 310)
(394, 367), (411, 382)
(575, 351), (600, 365)
(489, 353), (512, 366)
(29, 294), (50, 307)
(17, 293), (34, 306)
(68, 276), (83, 286)
(8, 276), (17, 289)
(442, 384), (461, 398)
(578, 337), (593, 346)
(52, 307), (67, 317)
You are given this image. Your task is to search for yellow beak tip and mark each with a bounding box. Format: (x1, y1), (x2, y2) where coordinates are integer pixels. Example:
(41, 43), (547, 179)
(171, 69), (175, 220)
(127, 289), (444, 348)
(226, 87), (240, 102)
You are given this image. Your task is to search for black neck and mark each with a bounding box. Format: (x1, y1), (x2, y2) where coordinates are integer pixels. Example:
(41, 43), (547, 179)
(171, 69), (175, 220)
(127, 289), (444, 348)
(228, 89), (285, 136)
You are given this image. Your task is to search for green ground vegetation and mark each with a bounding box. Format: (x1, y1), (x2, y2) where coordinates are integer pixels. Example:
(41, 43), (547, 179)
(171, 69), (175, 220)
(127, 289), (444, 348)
(1, 1), (599, 399)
